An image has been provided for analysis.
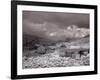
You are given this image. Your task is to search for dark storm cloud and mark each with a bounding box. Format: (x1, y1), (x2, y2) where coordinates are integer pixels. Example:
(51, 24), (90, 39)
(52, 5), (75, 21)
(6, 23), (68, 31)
(23, 11), (89, 28)
(23, 11), (89, 41)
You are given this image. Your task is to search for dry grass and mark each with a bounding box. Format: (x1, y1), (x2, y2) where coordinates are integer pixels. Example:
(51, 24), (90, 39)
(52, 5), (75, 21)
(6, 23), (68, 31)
(22, 51), (89, 69)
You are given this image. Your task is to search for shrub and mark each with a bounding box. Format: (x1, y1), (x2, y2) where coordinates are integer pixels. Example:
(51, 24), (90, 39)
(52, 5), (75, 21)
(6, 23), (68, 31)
(37, 46), (46, 54)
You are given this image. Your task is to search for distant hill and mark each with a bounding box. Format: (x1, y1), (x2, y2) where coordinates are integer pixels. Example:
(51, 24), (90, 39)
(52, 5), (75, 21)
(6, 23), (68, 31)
(23, 33), (57, 50)
(23, 32), (89, 50)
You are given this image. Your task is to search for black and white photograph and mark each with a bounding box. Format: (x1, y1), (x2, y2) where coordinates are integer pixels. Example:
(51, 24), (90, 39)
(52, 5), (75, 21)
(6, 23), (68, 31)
(22, 11), (90, 69)
(11, 1), (97, 79)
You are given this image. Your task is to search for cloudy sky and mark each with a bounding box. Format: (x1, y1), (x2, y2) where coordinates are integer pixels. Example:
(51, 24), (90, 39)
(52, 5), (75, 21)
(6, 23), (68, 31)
(23, 11), (89, 41)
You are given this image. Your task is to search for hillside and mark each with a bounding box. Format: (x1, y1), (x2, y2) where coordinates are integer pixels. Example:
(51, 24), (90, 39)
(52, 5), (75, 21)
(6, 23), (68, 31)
(23, 33), (90, 68)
